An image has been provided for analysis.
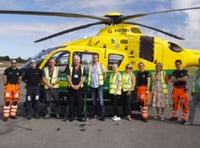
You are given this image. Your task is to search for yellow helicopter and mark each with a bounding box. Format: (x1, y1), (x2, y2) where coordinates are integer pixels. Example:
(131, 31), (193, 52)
(0, 7), (200, 97)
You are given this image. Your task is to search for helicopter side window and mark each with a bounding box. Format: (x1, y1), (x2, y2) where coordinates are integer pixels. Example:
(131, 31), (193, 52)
(168, 42), (182, 52)
(108, 54), (124, 70)
(50, 51), (70, 72)
(73, 52), (97, 73)
(139, 36), (154, 62)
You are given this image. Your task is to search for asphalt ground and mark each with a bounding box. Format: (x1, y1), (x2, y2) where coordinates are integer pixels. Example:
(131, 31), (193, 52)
(0, 76), (199, 148)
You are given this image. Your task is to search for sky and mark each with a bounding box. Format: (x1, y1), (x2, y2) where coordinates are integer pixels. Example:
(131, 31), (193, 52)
(0, 0), (199, 58)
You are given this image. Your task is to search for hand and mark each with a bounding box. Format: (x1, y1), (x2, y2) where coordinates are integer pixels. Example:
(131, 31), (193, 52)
(127, 91), (132, 96)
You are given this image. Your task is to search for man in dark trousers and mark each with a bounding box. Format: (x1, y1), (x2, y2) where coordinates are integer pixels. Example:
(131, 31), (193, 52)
(23, 59), (42, 120)
(66, 55), (86, 121)
(42, 58), (61, 119)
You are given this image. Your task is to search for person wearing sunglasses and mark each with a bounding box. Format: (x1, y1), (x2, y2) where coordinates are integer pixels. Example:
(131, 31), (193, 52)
(121, 64), (135, 121)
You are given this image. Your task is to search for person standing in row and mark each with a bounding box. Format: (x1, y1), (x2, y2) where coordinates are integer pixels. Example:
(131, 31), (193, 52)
(23, 59), (42, 120)
(110, 63), (122, 121)
(88, 54), (107, 121)
(3, 59), (22, 121)
(42, 58), (61, 119)
(67, 55), (86, 122)
(136, 62), (151, 122)
(184, 60), (200, 125)
(121, 64), (135, 121)
(151, 63), (168, 120)
(171, 59), (189, 124)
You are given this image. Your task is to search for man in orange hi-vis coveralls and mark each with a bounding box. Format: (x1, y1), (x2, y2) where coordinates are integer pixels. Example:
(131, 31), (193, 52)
(3, 59), (21, 121)
(136, 62), (151, 122)
(171, 59), (189, 124)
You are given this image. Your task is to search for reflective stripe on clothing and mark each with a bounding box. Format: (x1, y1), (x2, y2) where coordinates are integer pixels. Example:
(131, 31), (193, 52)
(152, 71), (168, 94)
(109, 72), (121, 95)
(137, 86), (149, 106)
(122, 73), (132, 92)
(10, 105), (18, 117)
(171, 87), (189, 120)
(4, 84), (20, 100)
(88, 63), (104, 87)
(44, 67), (59, 89)
(3, 106), (10, 118)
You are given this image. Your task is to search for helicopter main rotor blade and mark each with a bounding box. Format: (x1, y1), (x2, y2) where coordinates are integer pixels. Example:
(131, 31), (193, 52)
(123, 7), (200, 21)
(35, 21), (104, 43)
(124, 22), (184, 40)
(0, 10), (105, 21)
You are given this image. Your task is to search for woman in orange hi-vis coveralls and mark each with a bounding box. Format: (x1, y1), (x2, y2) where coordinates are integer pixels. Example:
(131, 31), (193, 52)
(171, 59), (189, 124)
(3, 59), (21, 121)
(136, 62), (151, 122)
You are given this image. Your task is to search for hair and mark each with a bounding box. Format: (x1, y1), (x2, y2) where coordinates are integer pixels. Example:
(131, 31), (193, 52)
(74, 55), (80, 61)
(126, 63), (133, 69)
(155, 62), (163, 70)
(11, 59), (17, 63)
(138, 62), (144, 67)
(93, 53), (99, 58)
(175, 59), (182, 64)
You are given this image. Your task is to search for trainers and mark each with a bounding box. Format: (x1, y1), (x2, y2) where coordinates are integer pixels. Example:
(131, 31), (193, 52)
(160, 115), (165, 121)
(154, 115), (160, 119)
(56, 113), (60, 119)
(184, 121), (193, 126)
(44, 113), (51, 119)
(112, 115), (121, 121)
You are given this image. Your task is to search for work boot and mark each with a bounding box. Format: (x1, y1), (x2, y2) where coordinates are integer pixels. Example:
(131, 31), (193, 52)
(10, 116), (17, 120)
(26, 114), (32, 120)
(34, 114), (40, 119)
(3, 117), (8, 121)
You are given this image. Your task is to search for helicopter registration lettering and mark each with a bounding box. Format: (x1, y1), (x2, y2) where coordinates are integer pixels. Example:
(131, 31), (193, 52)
(115, 28), (130, 33)
(108, 28), (130, 33)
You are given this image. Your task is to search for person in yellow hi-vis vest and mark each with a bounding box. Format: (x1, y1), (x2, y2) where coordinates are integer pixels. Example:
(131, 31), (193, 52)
(109, 63), (122, 121)
(3, 59), (22, 121)
(136, 62), (151, 122)
(42, 58), (61, 119)
(121, 64), (135, 121)
(88, 54), (107, 121)
(151, 63), (168, 121)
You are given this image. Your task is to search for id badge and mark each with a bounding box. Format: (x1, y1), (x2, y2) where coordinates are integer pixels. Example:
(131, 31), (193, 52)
(74, 74), (78, 78)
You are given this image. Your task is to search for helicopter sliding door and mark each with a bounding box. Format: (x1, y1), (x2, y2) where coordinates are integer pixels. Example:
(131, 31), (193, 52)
(139, 36), (154, 62)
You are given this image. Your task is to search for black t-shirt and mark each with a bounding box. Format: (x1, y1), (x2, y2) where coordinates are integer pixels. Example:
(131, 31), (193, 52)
(136, 71), (151, 86)
(4, 67), (21, 84)
(172, 69), (188, 87)
(66, 65), (86, 85)
(24, 68), (42, 86)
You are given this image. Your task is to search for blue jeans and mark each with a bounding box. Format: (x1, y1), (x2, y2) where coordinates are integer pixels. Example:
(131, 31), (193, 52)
(188, 94), (200, 123)
(91, 86), (105, 117)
